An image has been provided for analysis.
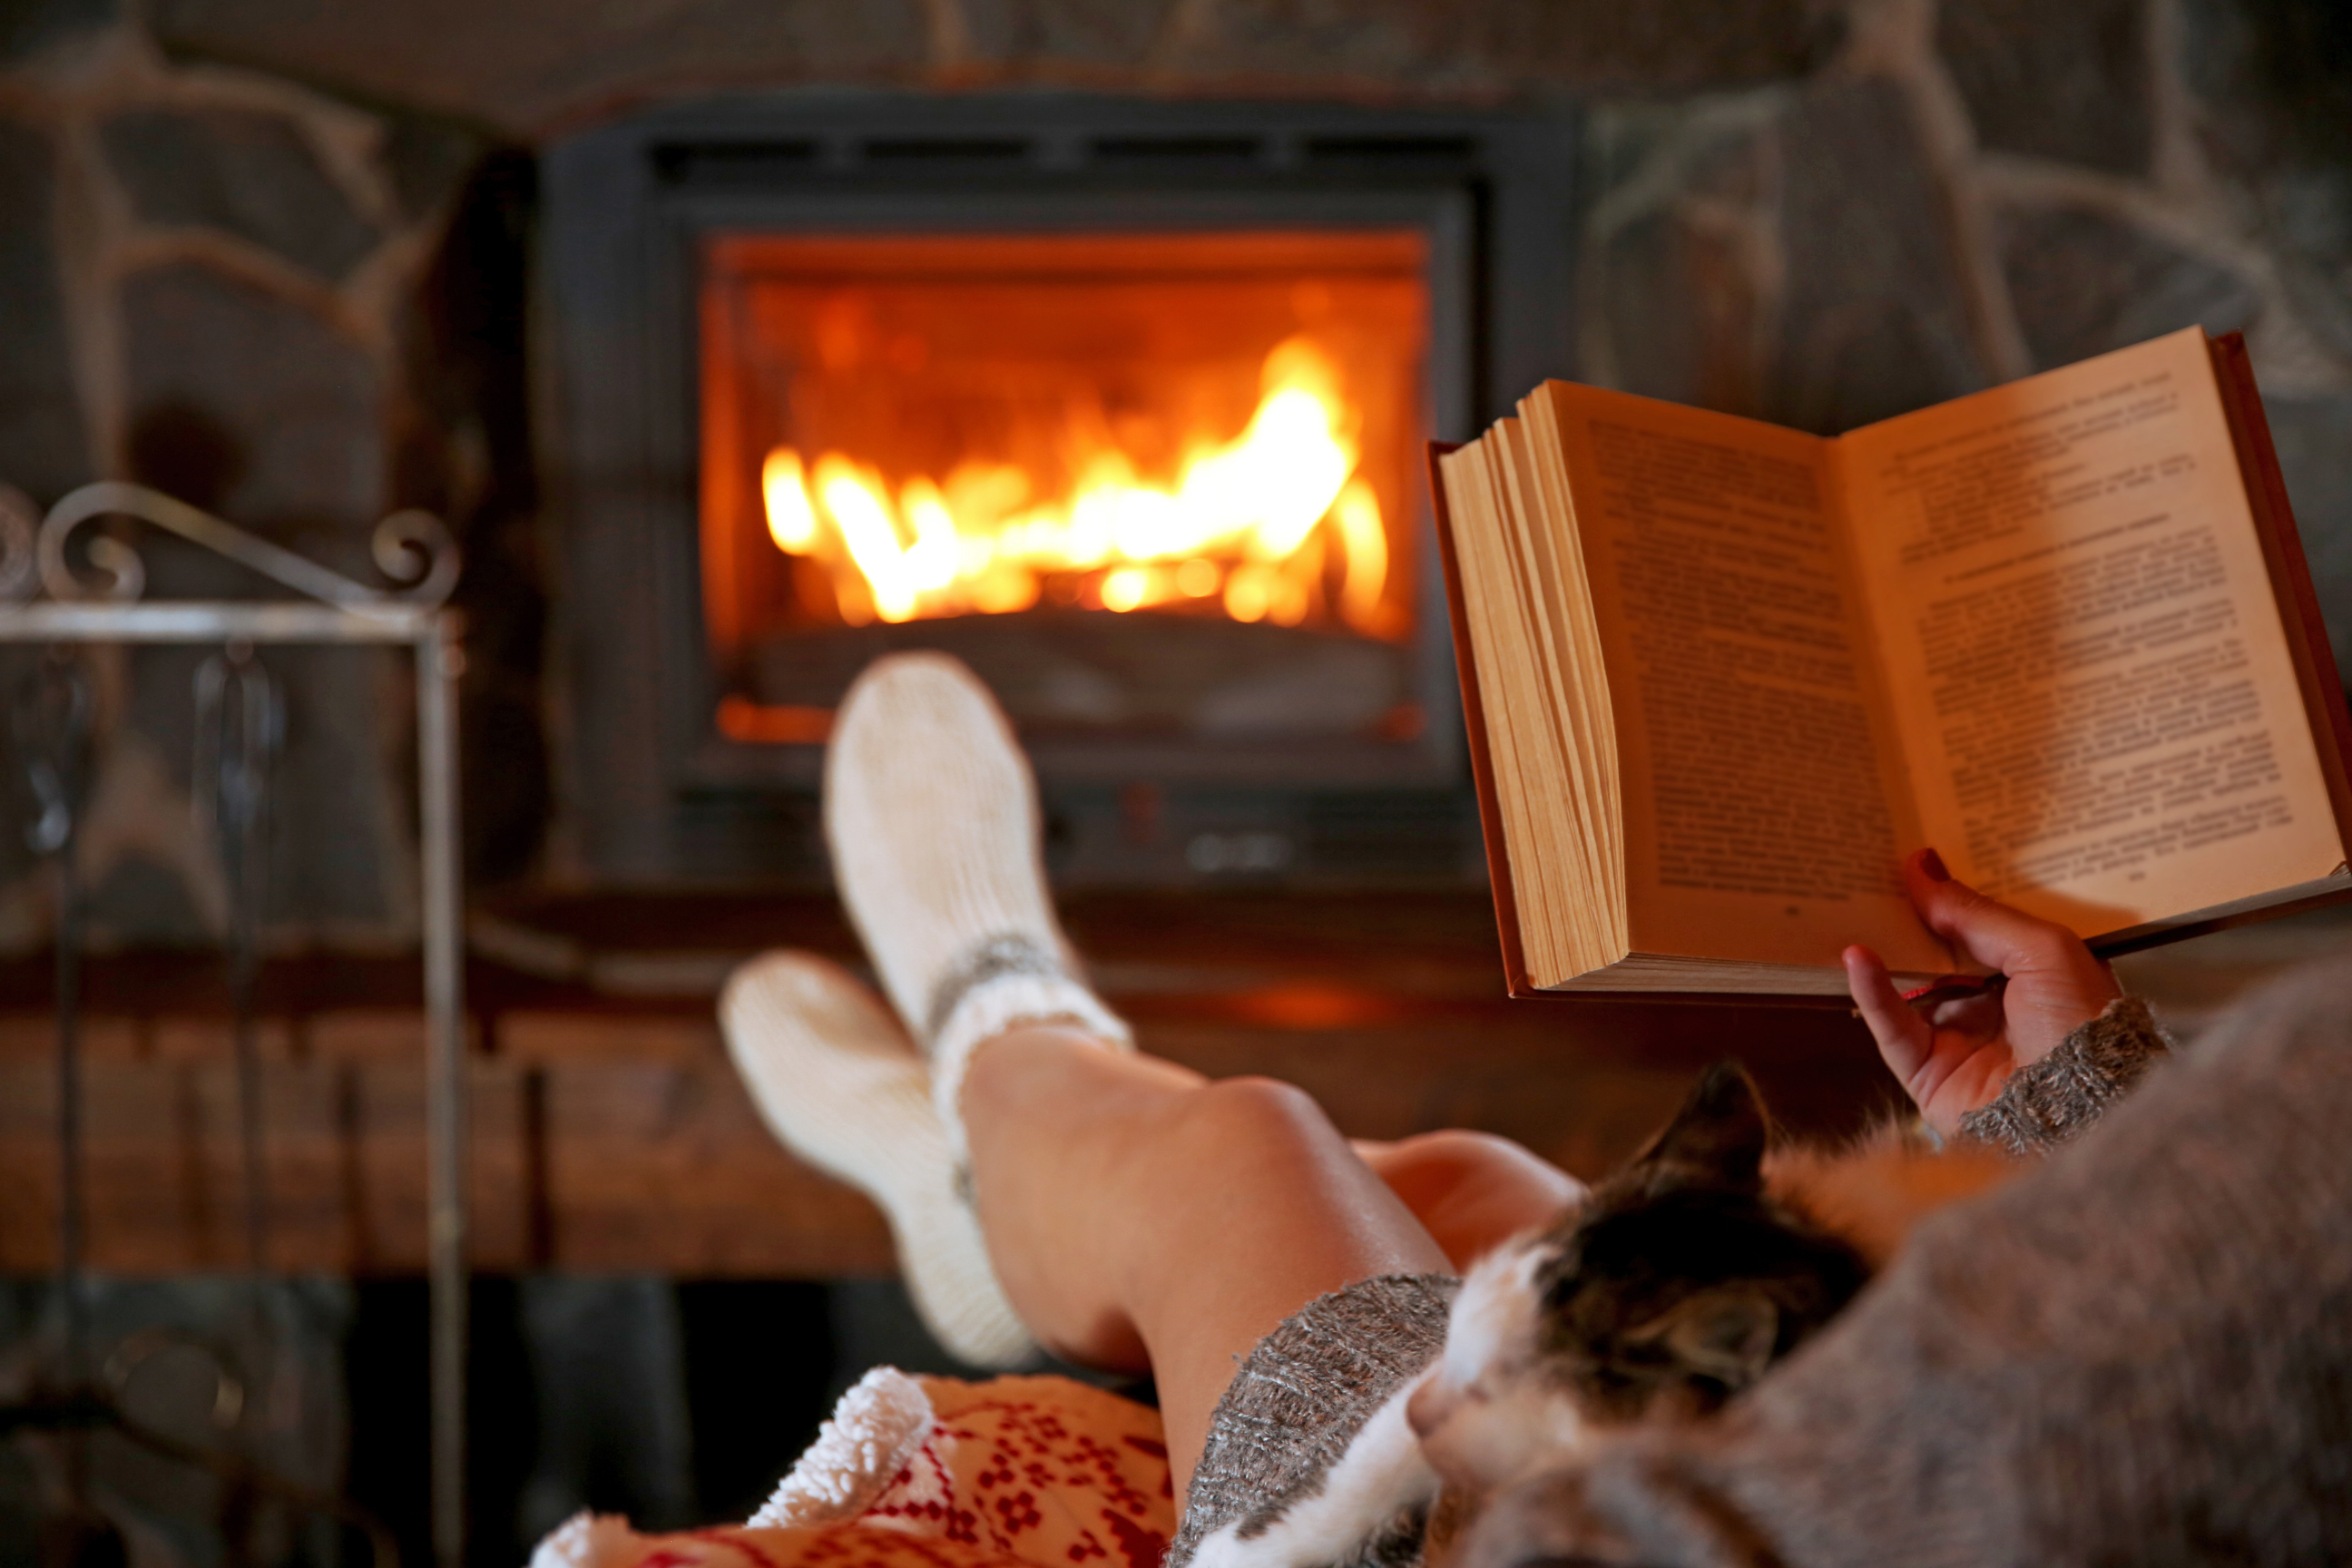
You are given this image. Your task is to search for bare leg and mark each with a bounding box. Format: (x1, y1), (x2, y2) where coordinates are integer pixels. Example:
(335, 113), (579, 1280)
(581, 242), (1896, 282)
(1355, 1131), (1585, 1270)
(962, 1025), (1441, 1496)
(959, 1026), (1582, 1500)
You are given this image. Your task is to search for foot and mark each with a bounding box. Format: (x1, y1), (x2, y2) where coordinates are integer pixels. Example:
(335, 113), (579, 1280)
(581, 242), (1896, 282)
(825, 652), (1131, 1158)
(720, 950), (1036, 1368)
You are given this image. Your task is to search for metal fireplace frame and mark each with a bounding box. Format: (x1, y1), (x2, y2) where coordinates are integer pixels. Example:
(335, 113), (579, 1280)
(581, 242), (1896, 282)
(544, 93), (1579, 886)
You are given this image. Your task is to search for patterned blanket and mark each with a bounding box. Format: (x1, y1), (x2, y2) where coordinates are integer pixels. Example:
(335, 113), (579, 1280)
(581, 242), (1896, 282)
(530, 1371), (1174, 1568)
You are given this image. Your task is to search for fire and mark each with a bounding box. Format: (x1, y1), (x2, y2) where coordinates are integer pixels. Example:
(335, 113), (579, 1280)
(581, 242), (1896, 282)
(759, 336), (1395, 635)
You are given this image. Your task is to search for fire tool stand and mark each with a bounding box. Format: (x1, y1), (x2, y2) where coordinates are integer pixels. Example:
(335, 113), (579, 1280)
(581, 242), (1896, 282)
(0, 481), (469, 1568)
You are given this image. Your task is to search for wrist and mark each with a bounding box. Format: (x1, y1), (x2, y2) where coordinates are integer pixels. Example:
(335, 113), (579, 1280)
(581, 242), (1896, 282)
(1958, 997), (2171, 1157)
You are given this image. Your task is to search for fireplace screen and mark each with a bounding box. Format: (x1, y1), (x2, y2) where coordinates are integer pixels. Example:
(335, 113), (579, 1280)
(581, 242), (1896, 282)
(698, 230), (1429, 743)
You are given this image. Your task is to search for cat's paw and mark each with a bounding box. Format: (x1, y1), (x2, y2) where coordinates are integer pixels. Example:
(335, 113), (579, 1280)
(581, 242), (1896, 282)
(1186, 1519), (1258, 1568)
(1191, 1503), (1432, 1568)
(1190, 1516), (1339, 1568)
(1188, 1384), (1441, 1568)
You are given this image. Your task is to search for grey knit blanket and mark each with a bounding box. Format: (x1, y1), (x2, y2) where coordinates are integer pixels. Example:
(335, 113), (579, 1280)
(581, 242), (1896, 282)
(1469, 956), (2352, 1567)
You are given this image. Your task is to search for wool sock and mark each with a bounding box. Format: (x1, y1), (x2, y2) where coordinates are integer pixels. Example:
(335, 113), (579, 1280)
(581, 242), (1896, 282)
(824, 652), (1132, 1163)
(720, 950), (1036, 1368)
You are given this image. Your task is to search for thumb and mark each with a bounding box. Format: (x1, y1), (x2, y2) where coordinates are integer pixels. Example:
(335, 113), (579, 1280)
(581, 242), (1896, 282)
(1903, 848), (2082, 979)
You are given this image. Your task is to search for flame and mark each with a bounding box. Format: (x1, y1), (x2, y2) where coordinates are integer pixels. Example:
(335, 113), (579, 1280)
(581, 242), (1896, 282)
(759, 336), (1392, 633)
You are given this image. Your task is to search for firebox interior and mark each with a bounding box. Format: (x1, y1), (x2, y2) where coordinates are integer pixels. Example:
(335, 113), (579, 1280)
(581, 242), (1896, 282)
(699, 230), (1428, 740)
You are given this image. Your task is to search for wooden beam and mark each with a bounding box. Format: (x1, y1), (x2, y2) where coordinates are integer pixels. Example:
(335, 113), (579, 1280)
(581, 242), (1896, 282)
(0, 1007), (1895, 1276)
(0, 889), (1945, 1277)
(0, 888), (2328, 1275)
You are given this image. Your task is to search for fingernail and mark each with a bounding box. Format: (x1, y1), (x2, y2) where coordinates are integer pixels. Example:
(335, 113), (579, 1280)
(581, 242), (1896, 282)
(1918, 848), (1950, 882)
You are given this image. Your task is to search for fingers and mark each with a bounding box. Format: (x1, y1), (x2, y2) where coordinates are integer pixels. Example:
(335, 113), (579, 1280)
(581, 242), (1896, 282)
(1899, 848), (2123, 1069)
(1901, 848), (2090, 980)
(1843, 944), (1932, 1088)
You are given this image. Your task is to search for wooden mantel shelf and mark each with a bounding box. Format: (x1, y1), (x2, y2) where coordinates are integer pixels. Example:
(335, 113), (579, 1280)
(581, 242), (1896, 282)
(3, 890), (2339, 1278)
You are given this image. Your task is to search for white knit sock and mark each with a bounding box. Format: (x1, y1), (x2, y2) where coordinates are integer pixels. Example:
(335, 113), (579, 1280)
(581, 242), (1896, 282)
(720, 951), (1035, 1368)
(825, 652), (1132, 1165)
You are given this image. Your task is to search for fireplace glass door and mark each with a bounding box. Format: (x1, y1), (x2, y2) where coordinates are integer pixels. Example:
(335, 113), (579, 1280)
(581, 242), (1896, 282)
(698, 230), (1430, 745)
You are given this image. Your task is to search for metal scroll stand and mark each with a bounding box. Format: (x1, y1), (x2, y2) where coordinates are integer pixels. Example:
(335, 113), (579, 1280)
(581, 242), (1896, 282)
(0, 482), (469, 1568)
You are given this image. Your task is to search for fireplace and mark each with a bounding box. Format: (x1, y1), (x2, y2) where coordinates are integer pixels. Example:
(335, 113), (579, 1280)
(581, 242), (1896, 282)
(544, 96), (1577, 885)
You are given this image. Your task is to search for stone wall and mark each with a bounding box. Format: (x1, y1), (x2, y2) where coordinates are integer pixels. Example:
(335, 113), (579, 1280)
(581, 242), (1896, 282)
(141, 0), (1841, 134)
(0, 0), (2347, 946)
(1581, 3), (2352, 447)
(0, 19), (514, 946)
(1579, 0), (2352, 665)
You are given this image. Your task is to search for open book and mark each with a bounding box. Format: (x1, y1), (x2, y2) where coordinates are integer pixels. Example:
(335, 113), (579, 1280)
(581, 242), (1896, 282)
(1433, 328), (2352, 995)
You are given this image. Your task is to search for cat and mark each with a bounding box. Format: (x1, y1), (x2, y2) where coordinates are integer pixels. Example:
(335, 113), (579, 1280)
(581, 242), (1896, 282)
(1188, 1062), (2016, 1568)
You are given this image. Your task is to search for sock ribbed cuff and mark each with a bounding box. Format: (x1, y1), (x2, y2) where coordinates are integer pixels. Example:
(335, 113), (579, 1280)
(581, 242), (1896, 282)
(926, 938), (1132, 1169)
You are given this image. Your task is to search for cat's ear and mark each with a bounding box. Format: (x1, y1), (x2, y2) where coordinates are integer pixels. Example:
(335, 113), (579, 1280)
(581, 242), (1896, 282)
(1635, 1061), (1769, 1189)
(1636, 1289), (1781, 1392)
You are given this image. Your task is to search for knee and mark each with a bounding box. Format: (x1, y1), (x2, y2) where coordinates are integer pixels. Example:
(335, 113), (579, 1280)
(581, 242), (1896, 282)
(1367, 1130), (1583, 1267)
(1367, 1129), (1534, 1202)
(1160, 1074), (1345, 1171)
(1382, 1128), (1528, 1175)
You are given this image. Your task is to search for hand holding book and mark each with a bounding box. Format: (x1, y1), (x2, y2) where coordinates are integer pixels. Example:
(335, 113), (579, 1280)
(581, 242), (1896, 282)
(1844, 847), (2125, 1136)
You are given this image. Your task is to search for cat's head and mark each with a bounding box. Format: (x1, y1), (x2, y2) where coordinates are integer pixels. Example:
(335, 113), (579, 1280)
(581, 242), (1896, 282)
(1540, 1062), (1870, 1418)
(1409, 1063), (1869, 1493)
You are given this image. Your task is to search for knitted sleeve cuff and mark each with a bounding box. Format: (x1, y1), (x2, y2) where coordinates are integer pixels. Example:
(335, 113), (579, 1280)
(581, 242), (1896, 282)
(1956, 996), (2173, 1157)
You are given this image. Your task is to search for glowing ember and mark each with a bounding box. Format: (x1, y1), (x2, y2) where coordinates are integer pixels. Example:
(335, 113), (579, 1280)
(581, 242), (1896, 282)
(758, 336), (1395, 635)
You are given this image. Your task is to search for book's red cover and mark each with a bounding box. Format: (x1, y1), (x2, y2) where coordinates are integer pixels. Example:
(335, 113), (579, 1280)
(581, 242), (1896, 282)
(2208, 331), (2352, 858)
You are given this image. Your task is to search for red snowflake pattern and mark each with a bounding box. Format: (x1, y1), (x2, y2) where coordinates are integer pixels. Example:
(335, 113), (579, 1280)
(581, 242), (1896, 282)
(550, 1376), (1173, 1568)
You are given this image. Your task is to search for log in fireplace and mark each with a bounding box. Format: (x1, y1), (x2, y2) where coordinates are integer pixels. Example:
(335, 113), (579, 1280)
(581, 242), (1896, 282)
(545, 95), (1576, 887)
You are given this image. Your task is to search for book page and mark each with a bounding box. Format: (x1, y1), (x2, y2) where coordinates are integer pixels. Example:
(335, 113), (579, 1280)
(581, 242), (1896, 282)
(1440, 436), (1609, 983)
(1538, 384), (1945, 971)
(1838, 328), (2347, 934)
(1495, 416), (1622, 908)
